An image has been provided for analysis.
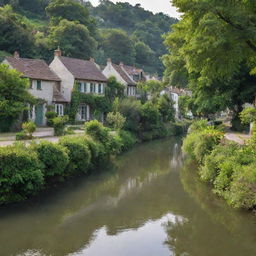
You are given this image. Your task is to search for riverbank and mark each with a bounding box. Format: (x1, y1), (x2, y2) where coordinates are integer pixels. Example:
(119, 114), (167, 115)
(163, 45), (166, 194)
(0, 120), (188, 205)
(182, 120), (256, 210)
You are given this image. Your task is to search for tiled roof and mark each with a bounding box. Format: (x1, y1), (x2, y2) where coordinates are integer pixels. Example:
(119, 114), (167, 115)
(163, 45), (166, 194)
(112, 63), (136, 86)
(59, 56), (107, 82)
(123, 64), (143, 76)
(6, 57), (60, 81)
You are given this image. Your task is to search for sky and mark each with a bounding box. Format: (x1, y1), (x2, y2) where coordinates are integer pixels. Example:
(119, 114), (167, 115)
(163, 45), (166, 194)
(88, 0), (180, 19)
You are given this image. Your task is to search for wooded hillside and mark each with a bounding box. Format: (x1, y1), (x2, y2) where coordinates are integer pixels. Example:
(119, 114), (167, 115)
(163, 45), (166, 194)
(0, 0), (178, 75)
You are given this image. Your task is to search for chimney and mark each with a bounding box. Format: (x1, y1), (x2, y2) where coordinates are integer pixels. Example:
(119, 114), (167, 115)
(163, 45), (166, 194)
(90, 57), (95, 62)
(119, 62), (124, 67)
(54, 46), (62, 57)
(14, 51), (20, 59)
(107, 58), (112, 64)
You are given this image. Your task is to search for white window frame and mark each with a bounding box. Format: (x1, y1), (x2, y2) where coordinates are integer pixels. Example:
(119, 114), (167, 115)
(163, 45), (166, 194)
(55, 104), (64, 116)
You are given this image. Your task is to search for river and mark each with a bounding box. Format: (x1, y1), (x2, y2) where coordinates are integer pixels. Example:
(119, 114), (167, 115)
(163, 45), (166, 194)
(0, 138), (256, 256)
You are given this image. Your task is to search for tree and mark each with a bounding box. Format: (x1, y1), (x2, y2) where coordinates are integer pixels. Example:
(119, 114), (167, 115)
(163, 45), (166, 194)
(0, 5), (35, 57)
(105, 76), (124, 104)
(0, 64), (34, 131)
(48, 19), (97, 60)
(100, 29), (135, 65)
(163, 0), (256, 120)
(138, 80), (165, 98)
(157, 94), (175, 122)
(134, 41), (154, 66)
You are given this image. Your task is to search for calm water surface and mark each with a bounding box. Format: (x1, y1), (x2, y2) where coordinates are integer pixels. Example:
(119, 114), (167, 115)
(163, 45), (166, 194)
(1, 138), (256, 256)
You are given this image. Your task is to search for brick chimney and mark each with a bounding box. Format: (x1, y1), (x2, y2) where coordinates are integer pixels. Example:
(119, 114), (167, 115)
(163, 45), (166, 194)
(119, 62), (124, 67)
(90, 57), (95, 62)
(107, 58), (112, 64)
(54, 46), (62, 57)
(13, 51), (20, 59)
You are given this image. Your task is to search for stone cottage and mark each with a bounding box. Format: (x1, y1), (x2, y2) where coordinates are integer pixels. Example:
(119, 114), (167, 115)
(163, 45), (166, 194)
(50, 49), (108, 121)
(103, 59), (137, 97)
(3, 52), (64, 126)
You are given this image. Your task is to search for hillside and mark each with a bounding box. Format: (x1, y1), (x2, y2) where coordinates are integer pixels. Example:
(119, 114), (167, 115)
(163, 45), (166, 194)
(0, 0), (178, 75)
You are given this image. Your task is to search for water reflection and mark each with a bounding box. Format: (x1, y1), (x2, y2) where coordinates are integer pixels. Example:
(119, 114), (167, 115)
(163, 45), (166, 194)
(0, 138), (256, 256)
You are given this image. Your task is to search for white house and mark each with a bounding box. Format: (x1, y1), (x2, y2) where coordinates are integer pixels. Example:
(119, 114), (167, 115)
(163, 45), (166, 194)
(103, 59), (137, 97)
(50, 49), (108, 122)
(3, 52), (63, 126)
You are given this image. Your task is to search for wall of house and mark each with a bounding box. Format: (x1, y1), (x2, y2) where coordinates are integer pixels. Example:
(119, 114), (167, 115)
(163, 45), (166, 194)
(49, 57), (74, 102)
(29, 80), (54, 105)
(171, 92), (179, 118)
(103, 63), (127, 86)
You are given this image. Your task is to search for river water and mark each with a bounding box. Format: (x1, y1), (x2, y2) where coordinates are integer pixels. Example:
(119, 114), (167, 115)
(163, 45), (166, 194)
(1, 138), (256, 256)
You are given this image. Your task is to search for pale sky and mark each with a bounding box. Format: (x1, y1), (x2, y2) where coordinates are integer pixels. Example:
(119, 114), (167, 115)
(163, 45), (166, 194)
(88, 0), (180, 19)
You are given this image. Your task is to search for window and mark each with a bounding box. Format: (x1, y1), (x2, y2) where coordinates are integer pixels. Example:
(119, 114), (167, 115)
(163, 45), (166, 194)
(90, 83), (94, 93)
(79, 105), (88, 120)
(84, 83), (87, 93)
(77, 82), (82, 92)
(36, 80), (42, 90)
(55, 104), (64, 116)
(29, 80), (33, 89)
(98, 84), (102, 94)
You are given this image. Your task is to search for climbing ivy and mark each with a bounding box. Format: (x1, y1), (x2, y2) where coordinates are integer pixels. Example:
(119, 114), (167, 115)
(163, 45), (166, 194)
(69, 84), (111, 122)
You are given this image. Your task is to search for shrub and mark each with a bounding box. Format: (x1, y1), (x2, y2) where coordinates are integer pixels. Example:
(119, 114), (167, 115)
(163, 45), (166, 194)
(240, 107), (256, 124)
(119, 130), (138, 151)
(59, 136), (91, 175)
(45, 111), (58, 127)
(32, 141), (69, 179)
(0, 145), (44, 204)
(53, 115), (69, 136)
(106, 112), (126, 130)
(182, 127), (224, 163)
(16, 131), (30, 141)
(119, 98), (142, 133)
(188, 119), (208, 133)
(228, 164), (256, 209)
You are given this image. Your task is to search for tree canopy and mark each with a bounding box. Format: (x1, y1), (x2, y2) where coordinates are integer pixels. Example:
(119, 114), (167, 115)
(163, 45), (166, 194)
(163, 0), (256, 117)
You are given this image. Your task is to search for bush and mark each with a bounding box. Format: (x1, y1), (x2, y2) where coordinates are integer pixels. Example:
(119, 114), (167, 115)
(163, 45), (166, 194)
(32, 141), (69, 179)
(22, 121), (36, 136)
(16, 131), (31, 141)
(45, 111), (58, 127)
(188, 119), (208, 133)
(53, 115), (69, 136)
(182, 127), (224, 163)
(106, 112), (126, 130)
(119, 130), (138, 151)
(0, 145), (44, 204)
(59, 136), (91, 175)
(228, 164), (256, 209)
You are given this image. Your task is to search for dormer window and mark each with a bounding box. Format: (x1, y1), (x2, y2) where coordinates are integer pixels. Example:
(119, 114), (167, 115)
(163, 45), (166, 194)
(36, 80), (42, 90)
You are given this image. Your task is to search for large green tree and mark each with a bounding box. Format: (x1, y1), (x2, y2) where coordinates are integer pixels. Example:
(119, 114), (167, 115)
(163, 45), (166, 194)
(0, 64), (34, 131)
(48, 19), (97, 59)
(100, 29), (135, 65)
(163, 0), (256, 118)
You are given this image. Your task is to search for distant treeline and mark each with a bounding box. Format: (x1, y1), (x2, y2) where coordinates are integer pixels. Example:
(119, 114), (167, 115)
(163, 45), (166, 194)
(0, 0), (178, 75)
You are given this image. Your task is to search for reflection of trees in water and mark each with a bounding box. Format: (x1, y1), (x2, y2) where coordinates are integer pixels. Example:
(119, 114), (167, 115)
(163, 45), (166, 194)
(164, 160), (256, 256)
(0, 138), (182, 256)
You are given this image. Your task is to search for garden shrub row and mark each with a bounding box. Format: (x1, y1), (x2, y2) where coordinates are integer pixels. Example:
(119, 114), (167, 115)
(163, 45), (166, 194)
(0, 120), (137, 205)
(183, 120), (256, 210)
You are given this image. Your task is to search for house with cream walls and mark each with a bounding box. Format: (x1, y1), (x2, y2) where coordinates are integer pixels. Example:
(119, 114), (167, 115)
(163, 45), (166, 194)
(50, 49), (108, 122)
(3, 52), (64, 126)
(103, 59), (137, 97)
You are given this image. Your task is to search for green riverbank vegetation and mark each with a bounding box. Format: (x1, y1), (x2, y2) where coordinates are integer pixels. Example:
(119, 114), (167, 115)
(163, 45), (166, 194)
(183, 120), (256, 210)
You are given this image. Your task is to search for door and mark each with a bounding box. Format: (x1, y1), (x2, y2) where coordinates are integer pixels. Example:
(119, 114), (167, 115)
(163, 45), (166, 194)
(35, 104), (44, 126)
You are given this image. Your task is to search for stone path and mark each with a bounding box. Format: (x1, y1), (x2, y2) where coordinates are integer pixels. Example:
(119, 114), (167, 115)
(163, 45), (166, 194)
(224, 133), (251, 145)
(0, 128), (84, 147)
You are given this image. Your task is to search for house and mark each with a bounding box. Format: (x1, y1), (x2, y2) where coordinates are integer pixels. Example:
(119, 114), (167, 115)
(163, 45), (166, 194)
(103, 59), (137, 97)
(3, 52), (64, 126)
(122, 64), (146, 83)
(49, 49), (108, 122)
(162, 86), (192, 119)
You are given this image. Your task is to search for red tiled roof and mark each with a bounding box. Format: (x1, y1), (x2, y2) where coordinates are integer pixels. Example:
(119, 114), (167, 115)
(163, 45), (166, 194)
(6, 57), (60, 81)
(112, 63), (136, 86)
(59, 56), (107, 82)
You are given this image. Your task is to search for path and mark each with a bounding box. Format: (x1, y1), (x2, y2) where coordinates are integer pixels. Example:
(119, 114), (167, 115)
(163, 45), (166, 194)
(224, 133), (251, 145)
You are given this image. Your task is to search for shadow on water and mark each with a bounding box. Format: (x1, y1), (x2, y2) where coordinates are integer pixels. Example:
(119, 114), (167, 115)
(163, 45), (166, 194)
(0, 137), (256, 256)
